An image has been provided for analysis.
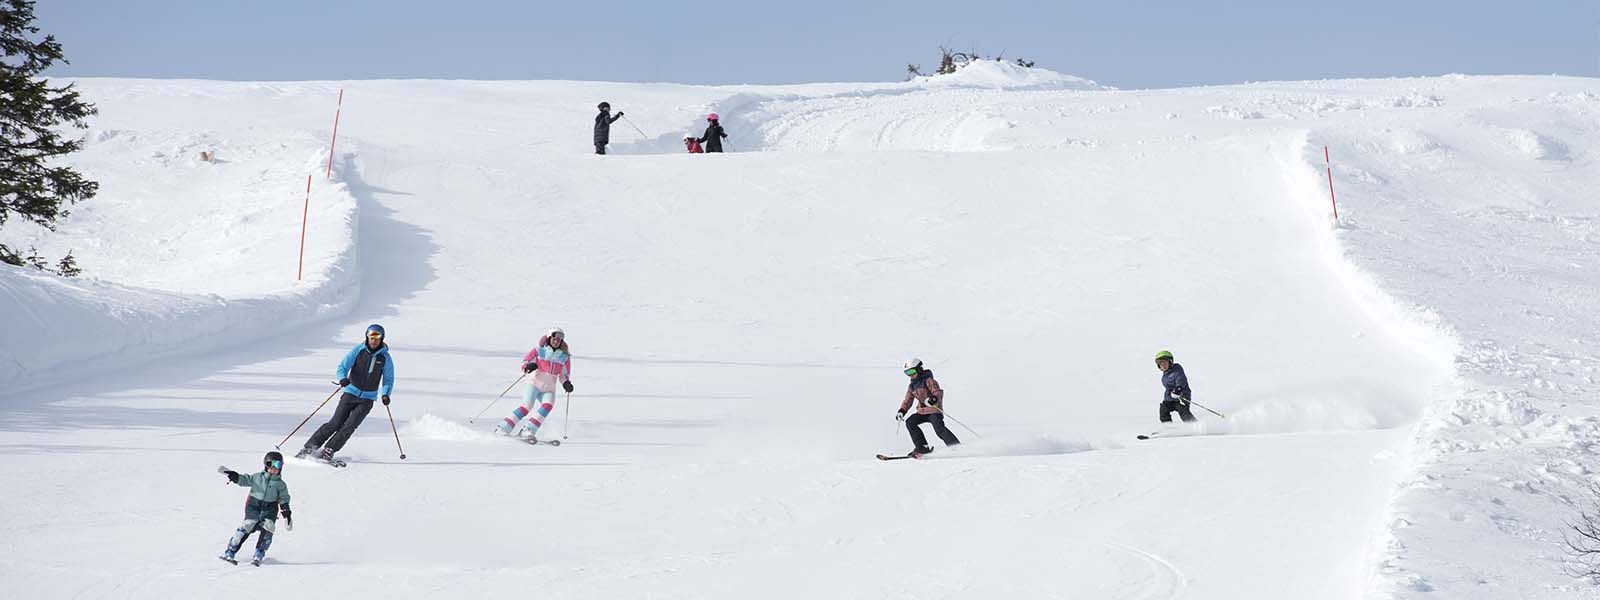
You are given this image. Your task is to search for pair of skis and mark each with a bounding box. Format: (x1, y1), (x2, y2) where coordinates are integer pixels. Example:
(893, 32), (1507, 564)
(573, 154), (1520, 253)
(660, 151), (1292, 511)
(219, 554), (264, 567)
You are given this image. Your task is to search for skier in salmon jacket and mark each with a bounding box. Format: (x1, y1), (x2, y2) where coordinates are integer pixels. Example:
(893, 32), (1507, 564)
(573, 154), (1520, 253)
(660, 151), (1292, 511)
(298, 324), (395, 463)
(897, 358), (960, 456)
(217, 451), (292, 566)
(1154, 350), (1197, 423)
(497, 328), (575, 441)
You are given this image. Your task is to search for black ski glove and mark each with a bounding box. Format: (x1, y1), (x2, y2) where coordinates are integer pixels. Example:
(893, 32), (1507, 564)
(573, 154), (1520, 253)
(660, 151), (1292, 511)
(337, 378), (351, 387)
(895, 411), (906, 422)
(381, 395), (391, 406)
(523, 362), (537, 374)
(617, 111), (625, 117)
(282, 509), (294, 531)
(562, 380), (575, 393)
(224, 470), (240, 483)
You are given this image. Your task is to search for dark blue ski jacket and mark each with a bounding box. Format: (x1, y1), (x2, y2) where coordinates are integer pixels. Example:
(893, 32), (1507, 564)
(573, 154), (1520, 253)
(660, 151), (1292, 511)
(1161, 363), (1192, 402)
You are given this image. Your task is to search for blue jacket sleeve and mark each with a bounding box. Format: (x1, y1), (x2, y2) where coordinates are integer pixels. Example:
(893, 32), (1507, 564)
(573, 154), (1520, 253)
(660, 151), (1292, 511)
(337, 345), (360, 381)
(380, 353), (395, 396)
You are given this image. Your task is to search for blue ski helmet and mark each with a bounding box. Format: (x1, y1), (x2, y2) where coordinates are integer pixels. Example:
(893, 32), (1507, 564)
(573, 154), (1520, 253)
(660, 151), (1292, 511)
(365, 324), (386, 341)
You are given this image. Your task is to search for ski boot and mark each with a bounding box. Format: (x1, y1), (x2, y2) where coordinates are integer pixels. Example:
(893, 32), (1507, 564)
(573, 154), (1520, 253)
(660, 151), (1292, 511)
(219, 550), (238, 565)
(910, 445), (934, 458)
(251, 551), (265, 567)
(294, 446), (315, 459)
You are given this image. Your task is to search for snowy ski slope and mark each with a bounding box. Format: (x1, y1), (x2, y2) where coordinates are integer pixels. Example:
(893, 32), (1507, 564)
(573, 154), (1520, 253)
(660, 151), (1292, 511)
(2, 63), (1597, 598)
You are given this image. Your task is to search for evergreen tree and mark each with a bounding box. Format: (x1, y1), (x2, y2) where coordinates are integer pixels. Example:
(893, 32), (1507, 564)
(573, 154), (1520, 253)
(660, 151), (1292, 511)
(1, 0), (98, 268)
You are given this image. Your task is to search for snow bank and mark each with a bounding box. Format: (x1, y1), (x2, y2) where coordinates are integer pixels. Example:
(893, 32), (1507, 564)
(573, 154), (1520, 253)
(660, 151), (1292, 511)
(912, 60), (1109, 92)
(0, 81), (362, 394)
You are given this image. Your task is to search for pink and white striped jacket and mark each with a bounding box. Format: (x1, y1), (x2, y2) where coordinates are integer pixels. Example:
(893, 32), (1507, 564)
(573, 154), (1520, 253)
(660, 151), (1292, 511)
(522, 336), (573, 393)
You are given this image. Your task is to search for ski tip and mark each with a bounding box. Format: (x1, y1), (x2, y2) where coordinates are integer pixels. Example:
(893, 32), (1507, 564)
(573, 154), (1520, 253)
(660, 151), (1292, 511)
(548, 440), (561, 447)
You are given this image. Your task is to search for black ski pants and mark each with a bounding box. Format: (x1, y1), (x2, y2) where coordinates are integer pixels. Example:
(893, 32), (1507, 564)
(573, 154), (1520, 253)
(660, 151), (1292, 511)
(595, 143), (607, 155)
(306, 393), (374, 453)
(1159, 400), (1197, 423)
(906, 412), (961, 450)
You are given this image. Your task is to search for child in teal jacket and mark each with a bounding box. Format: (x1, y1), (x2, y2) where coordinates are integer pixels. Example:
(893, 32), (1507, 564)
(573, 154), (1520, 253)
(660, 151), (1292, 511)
(217, 451), (293, 566)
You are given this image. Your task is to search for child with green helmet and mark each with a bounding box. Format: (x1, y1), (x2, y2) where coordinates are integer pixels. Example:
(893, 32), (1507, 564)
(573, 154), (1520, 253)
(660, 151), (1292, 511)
(1154, 350), (1197, 423)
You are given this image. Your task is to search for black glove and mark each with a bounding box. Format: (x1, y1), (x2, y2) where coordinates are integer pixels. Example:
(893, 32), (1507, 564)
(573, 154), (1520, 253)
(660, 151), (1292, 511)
(562, 380), (575, 393)
(895, 411), (906, 422)
(225, 470), (240, 483)
(616, 111), (624, 117)
(282, 509), (294, 531)
(522, 362), (537, 374)
(337, 378), (350, 387)
(381, 395), (391, 406)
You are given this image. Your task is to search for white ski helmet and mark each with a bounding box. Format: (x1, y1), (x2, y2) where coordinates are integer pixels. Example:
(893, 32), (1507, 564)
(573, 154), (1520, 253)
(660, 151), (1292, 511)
(904, 357), (923, 371)
(547, 327), (565, 340)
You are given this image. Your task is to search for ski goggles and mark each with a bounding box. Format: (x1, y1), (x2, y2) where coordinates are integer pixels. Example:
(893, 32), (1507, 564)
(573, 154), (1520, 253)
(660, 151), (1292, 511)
(904, 367), (919, 376)
(549, 331), (565, 340)
(266, 459), (284, 471)
(366, 331), (384, 339)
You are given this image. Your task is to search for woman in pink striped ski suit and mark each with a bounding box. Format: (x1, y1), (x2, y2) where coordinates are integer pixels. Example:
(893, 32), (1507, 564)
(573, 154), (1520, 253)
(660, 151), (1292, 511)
(497, 328), (575, 440)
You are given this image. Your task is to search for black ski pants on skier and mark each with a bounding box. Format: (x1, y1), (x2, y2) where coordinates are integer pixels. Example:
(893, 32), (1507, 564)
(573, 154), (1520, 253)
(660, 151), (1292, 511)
(305, 393), (374, 453)
(595, 143), (607, 155)
(1159, 399), (1197, 423)
(906, 413), (960, 450)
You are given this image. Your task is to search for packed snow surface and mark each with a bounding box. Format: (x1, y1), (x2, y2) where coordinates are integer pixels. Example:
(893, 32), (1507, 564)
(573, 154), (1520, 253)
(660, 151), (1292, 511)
(2, 65), (1597, 598)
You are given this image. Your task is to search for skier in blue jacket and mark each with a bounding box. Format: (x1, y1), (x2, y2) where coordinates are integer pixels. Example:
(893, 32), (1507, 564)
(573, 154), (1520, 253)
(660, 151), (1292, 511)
(297, 324), (395, 463)
(1155, 350), (1197, 423)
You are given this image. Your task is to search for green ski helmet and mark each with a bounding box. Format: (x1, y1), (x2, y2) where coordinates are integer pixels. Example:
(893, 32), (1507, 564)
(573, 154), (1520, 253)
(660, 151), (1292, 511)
(1154, 350), (1174, 363)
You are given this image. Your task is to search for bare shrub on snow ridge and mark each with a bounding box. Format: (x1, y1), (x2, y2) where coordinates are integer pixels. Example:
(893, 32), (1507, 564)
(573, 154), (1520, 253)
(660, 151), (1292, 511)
(1565, 483), (1600, 581)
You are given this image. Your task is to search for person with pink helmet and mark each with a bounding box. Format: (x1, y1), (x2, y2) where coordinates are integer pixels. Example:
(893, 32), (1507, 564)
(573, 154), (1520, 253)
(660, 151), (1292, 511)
(695, 113), (729, 153)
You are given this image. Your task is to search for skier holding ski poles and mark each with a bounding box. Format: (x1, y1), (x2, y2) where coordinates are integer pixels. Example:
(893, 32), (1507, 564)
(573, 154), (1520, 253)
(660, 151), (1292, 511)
(496, 328), (575, 443)
(296, 324), (395, 466)
(594, 102), (624, 155)
(896, 358), (960, 456)
(1154, 350), (1197, 423)
(217, 451), (293, 566)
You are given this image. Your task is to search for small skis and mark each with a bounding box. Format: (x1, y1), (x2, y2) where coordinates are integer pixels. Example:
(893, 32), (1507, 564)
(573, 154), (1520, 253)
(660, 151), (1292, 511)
(876, 452), (924, 461)
(1136, 432), (1160, 440)
(219, 555), (237, 565)
(518, 436), (561, 447)
(251, 556), (264, 567)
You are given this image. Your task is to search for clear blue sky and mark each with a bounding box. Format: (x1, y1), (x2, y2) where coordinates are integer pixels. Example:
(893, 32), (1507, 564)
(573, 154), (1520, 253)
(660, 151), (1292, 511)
(35, 0), (1600, 89)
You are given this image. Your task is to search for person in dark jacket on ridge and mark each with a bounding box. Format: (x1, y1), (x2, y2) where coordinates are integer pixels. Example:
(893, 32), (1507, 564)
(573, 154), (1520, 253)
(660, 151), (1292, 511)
(297, 324), (395, 463)
(697, 113), (728, 153)
(594, 102), (624, 154)
(217, 451), (293, 566)
(896, 358), (960, 455)
(1155, 350), (1197, 423)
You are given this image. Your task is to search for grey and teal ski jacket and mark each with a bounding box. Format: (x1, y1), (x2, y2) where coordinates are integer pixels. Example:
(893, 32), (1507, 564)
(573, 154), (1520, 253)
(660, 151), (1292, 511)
(234, 471), (291, 521)
(338, 342), (394, 400)
(1161, 363), (1192, 402)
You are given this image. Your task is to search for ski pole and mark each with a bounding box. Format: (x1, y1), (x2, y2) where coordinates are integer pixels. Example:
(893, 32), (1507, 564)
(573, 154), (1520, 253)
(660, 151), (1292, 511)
(384, 403), (407, 460)
(620, 115), (649, 139)
(1185, 398), (1227, 419)
(933, 406), (983, 439)
(562, 391), (572, 440)
(275, 386), (341, 449)
(469, 373), (526, 423)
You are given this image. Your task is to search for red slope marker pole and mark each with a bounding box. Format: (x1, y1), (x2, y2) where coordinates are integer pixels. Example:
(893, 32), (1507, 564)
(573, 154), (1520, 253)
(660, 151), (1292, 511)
(1324, 146), (1340, 223)
(297, 175), (311, 281)
(326, 88), (343, 179)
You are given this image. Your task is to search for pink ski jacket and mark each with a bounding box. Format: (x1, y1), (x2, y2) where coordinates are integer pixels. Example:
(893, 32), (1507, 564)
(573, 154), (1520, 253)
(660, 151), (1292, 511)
(521, 335), (573, 393)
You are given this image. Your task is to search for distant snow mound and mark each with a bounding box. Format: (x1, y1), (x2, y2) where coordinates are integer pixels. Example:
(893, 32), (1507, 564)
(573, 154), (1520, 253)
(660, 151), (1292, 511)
(914, 61), (1109, 92)
(1501, 128), (1570, 161)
